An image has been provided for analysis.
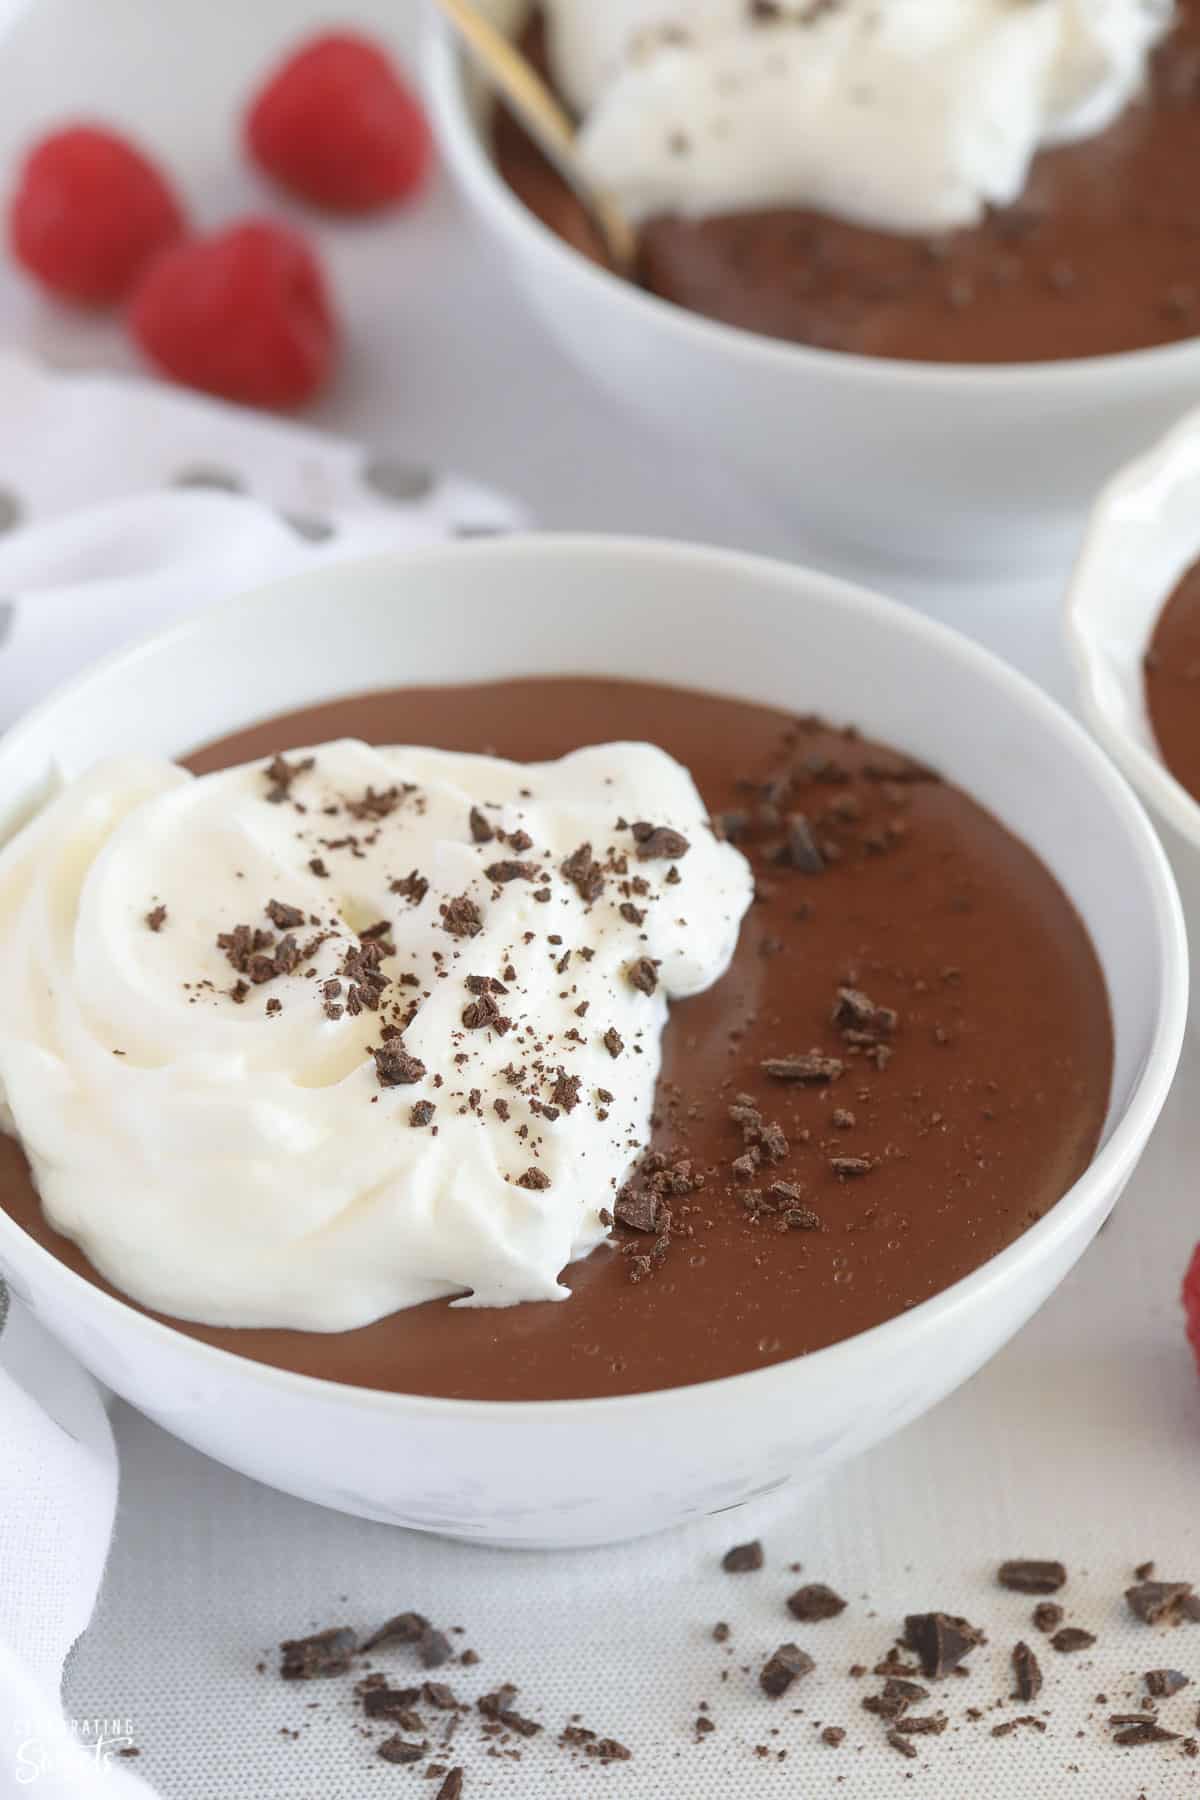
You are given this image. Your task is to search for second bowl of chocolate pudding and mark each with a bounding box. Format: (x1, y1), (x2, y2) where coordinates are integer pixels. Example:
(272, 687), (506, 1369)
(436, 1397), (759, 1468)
(425, 1), (1200, 569)
(1069, 403), (1200, 1009)
(0, 537), (1185, 1546)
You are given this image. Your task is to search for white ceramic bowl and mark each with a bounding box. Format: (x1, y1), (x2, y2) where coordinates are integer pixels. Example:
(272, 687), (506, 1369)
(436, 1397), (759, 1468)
(423, 0), (1200, 572)
(0, 536), (1186, 1547)
(1067, 405), (1200, 988)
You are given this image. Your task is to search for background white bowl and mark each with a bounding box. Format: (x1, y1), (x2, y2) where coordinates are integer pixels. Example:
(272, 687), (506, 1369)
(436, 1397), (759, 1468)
(0, 536), (1185, 1547)
(1067, 405), (1200, 1009)
(424, 0), (1200, 573)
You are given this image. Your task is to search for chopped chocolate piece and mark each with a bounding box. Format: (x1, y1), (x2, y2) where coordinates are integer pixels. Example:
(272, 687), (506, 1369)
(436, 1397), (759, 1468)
(722, 1540), (764, 1573)
(863, 756), (939, 785)
(422, 1682), (458, 1710)
(561, 842), (605, 902)
(1113, 1722), (1180, 1745)
(787, 1584), (847, 1622)
(631, 821), (691, 861)
(1050, 1627), (1095, 1654)
(145, 904), (167, 932)
(619, 901), (646, 925)
(759, 1643), (814, 1698)
(731, 1151), (760, 1183)
(410, 1101), (436, 1127)
(773, 814), (824, 873)
(998, 1559), (1067, 1595)
(584, 1738), (632, 1762)
(1145, 1668), (1190, 1697)
(420, 1628), (453, 1670)
(465, 974), (508, 994)
(761, 1051), (842, 1084)
(363, 1686), (424, 1718)
(266, 899), (305, 930)
(992, 1716), (1047, 1738)
(279, 1626), (357, 1680)
(363, 1612), (430, 1652)
(440, 894), (484, 937)
(892, 1714), (948, 1736)
(603, 1026), (625, 1058)
(830, 1156), (873, 1179)
(434, 1772), (463, 1800)
(1011, 1641), (1042, 1702)
(1135, 1560), (1156, 1581)
(478, 1684), (521, 1719)
(903, 1613), (984, 1679)
(821, 1727), (845, 1747)
(263, 752), (314, 804)
(1126, 1580), (1195, 1625)
(516, 1167), (551, 1191)
(550, 1070), (582, 1113)
(308, 857), (329, 879)
(832, 987), (898, 1041)
(694, 1715), (715, 1737)
(1032, 1602), (1064, 1634)
(374, 1046), (426, 1088)
(378, 1737), (427, 1765)
(886, 1730), (918, 1759)
(712, 1622), (731, 1643)
(462, 992), (509, 1032)
(469, 806), (494, 844)
(485, 859), (539, 885)
(627, 957), (659, 995)
(615, 1195), (662, 1238)
(391, 870), (429, 905)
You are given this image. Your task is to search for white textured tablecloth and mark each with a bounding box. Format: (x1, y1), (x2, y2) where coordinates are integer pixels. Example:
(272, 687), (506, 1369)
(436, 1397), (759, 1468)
(0, 3), (1197, 1798)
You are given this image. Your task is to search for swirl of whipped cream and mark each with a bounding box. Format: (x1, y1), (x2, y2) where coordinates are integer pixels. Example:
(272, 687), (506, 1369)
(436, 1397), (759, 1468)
(542, 0), (1174, 233)
(0, 738), (753, 1331)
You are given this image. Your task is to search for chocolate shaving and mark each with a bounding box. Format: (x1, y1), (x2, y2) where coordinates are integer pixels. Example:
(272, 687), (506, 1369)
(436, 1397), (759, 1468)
(892, 1714), (947, 1736)
(1050, 1627), (1095, 1654)
(362, 1612), (429, 1652)
(469, 806), (494, 844)
(991, 1716), (1047, 1739)
(516, 1167), (551, 1191)
(391, 870), (429, 906)
(263, 753), (314, 804)
(279, 1626), (356, 1680)
(373, 1046), (426, 1087)
(1113, 1722), (1180, 1745)
(630, 821), (690, 861)
(998, 1559), (1067, 1594)
(772, 814), (824, 873)
(561, 842), (605, 903)
(759, 1643), (814, 1698)
(434, 1772), (463, 1800)
(440, 894), (484, 938)
(377, 1737), (427, 1765)
(266, 899), (305, 930)
(886, 1730), (918, 1759)
(627, 958), (659, 996)
(761, 1052), (842, 1084)
(603, 1027), (625, 1058)
(145, 904), (167, 932)
(614, 1191), (659, 1234)
(830, 1156), (873, 1179)
(484, 860), (539, 885)
(1011, 1641), (1042, 1702)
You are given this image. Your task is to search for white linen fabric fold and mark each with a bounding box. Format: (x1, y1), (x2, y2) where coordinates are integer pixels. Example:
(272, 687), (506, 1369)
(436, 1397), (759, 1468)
(0, 350), (523, 1798)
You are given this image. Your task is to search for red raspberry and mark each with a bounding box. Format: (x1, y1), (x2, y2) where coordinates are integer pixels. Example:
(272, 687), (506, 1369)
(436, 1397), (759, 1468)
(1184, 1243), (1200, 1375)
(246, 32), (431, 213)
(129, 219), (337, 410)
(10, 124), (186, 306)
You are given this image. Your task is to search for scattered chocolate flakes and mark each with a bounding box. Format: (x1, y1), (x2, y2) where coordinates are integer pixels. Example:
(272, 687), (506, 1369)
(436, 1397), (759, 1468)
(308, 857), (329, 879)
(821, 1727), (845, 1748)
(410, 1101), (436, 1127)
(280, 1627), (357, 1680)
(761, 1052), (842, 1084)
(145, 904), (167, 932)
(516, 1167), (551, 1191)
(722, 1540), (764, 1574)
(1012, 1641), (1042, 1702)
(760, 1644), (814, 1698)
(550, 1070), (582, 1113)
(772, 814), (824, 873)
(603, 1027), (625, 1059)
(627, 957), (659, 996)
(363, 1612), (430, 1652)
(434, 1772), (463, 1800)
(630, 821), (690, 861)
(1126, 1580), (1195, 1626)
(561, 842), (605, 903)
(1032, 1602), (1065, 1634)
(391, 869), (429, 905)
(903, 1613), (984, 1679)
(712, 1622), (731, 1643)
(892, 1714), (948, 1737)
(378, 1736), (427, 1765)
(462, 992), (510, 1033)
(1145, 1668), (1190, 1697)
(1050, 1627), (1095, 1654)
(266, 898), (305, 930)
(263, 752), (314, 804)
(363, 1686), (424, 1719)
(485, 860), (539, 885)
(787, 1584), (847, 1623)
(373, 1046), (426, 1088)
(992, 1716), (1047, 1739)
(886, 1729), (918, 1759)
(469, 806), (494, 844)
(420, 1629), (453, 1670)
(694, 1716), (715, 1738)
(998, 1559), (1067, 1595)
(1112, 1722), (1180, 1746)
(619, 901), (646, 925)
(1135, 1560), (1157, 1582)
(440, 894), (484, 938)
(830, 1156), (873, 1179)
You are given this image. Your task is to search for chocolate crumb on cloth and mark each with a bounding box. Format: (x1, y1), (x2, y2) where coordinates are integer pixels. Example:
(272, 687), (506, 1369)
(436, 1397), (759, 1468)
(721, 1539), (764, 1574)
(760, 1643), (815, 1698)
(998, 1559), (1068, 1594)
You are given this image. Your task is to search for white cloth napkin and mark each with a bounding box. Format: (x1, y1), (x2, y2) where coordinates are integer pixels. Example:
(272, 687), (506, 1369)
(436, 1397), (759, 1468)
(0, 351), (523, 1798)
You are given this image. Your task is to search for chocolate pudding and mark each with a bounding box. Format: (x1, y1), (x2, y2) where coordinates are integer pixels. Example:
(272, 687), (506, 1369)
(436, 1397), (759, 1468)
(495, 8), (1200, 363)
(0, 678), (1112, 1400)
(1145, 555), (1200, 798)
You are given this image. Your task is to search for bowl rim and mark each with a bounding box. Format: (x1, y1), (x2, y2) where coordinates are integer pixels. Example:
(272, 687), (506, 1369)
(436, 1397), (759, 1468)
(1066, 403), (1200, 849)
(0, 532), (1188, 1420)
(422, 6), (1200, 394)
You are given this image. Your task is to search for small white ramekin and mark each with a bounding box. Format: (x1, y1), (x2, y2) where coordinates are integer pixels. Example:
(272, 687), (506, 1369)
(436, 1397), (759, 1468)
(423, 0), (1200, 571)
(0, 536), (1186, 1546)
(1067, 405), (1200, 984)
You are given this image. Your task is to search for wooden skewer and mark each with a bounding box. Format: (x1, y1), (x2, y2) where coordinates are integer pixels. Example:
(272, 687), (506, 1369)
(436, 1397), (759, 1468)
(434, 0), (639, 275)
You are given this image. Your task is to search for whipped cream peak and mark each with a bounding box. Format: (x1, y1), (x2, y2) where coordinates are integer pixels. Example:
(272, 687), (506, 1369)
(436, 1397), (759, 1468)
(0, 737), (753, 1331)
(542, 0), (1174, 233)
